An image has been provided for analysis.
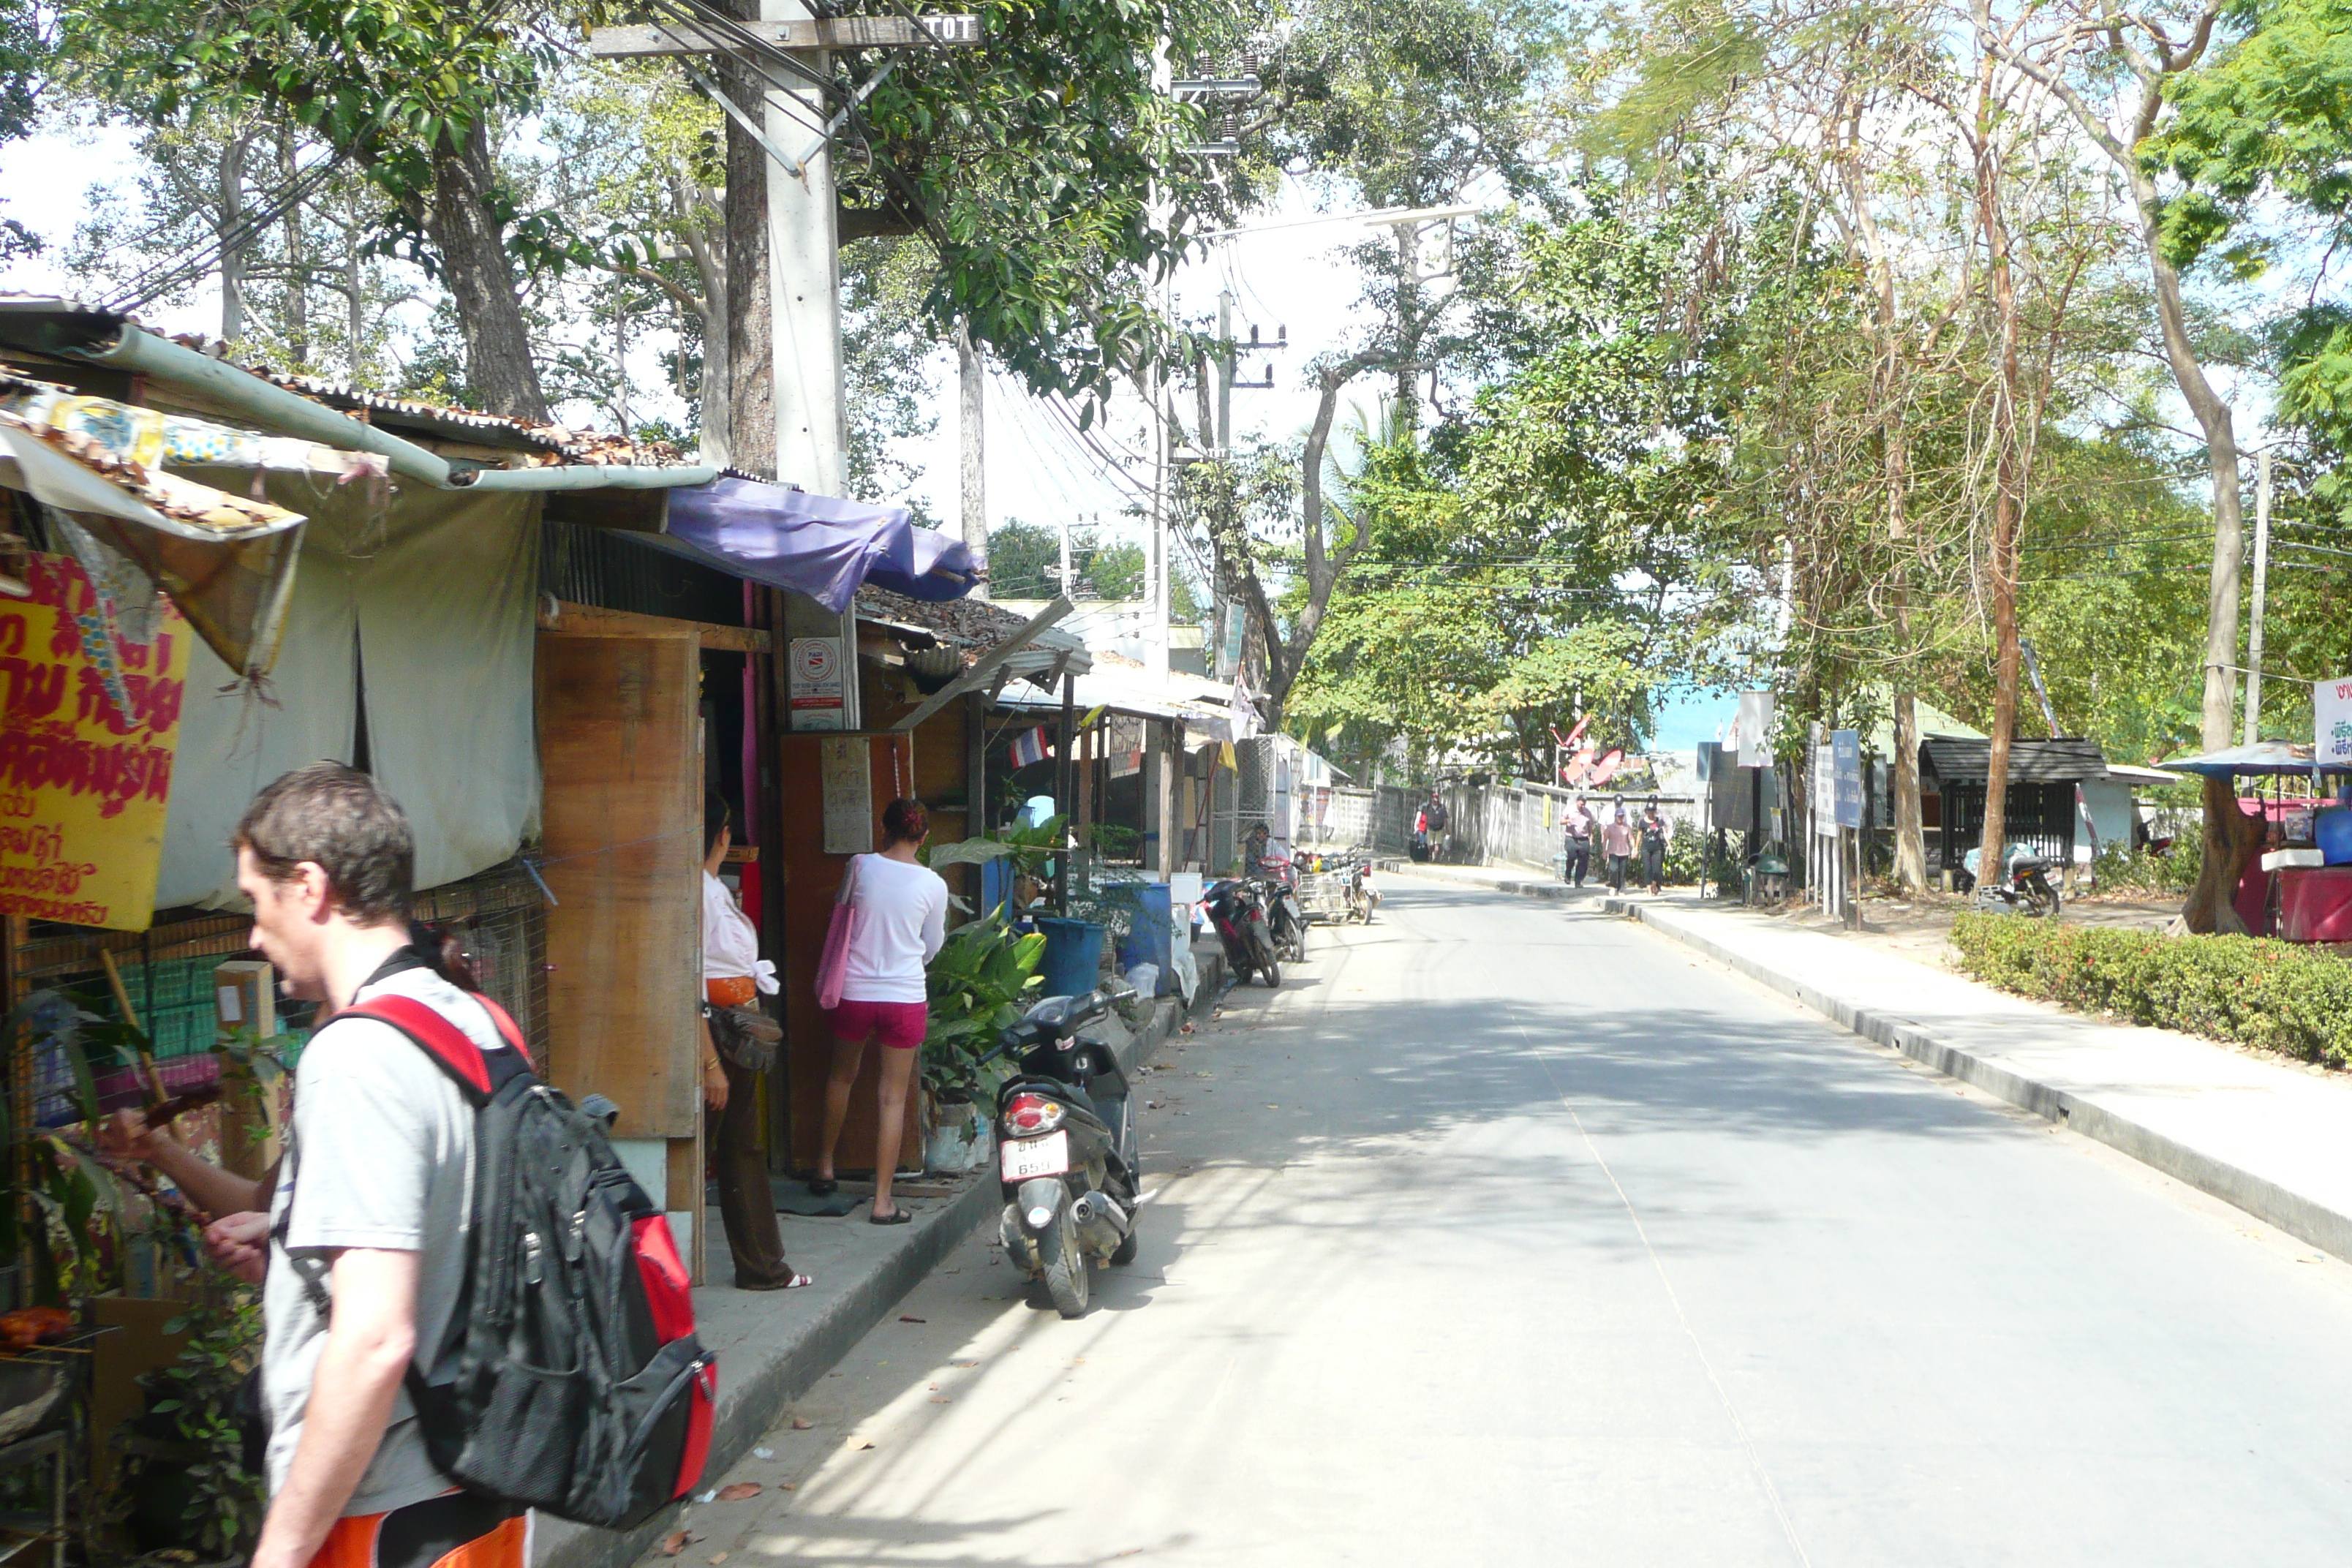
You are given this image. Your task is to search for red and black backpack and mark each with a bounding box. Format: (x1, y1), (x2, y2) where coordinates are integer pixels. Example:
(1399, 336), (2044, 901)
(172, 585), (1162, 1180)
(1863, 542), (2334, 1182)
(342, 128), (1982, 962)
(314, 994), (716, 1530)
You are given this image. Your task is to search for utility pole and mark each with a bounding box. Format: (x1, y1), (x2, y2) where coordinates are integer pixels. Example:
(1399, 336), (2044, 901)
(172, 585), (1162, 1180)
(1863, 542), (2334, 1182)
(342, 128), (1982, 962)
(1057, 515), (1074, 600)
(959, 323), (988, 599)
(2244, 447), (2273, 746)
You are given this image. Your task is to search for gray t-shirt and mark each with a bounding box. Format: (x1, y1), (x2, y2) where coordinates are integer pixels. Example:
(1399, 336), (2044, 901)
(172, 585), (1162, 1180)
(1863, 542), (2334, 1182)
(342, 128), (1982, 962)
(262, 961), (512, 1515)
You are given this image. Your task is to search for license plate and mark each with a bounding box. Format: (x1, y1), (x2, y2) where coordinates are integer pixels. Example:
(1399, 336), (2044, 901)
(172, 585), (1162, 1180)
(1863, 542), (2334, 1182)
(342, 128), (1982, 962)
(1001, 1130), (1070, 1180)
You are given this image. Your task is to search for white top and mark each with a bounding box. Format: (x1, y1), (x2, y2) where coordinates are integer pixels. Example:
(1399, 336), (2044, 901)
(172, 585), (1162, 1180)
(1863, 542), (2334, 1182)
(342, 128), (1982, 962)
(265, 964), (514, 1515)
(702, 870), (779, 994)
(841, 852), (949, 1004)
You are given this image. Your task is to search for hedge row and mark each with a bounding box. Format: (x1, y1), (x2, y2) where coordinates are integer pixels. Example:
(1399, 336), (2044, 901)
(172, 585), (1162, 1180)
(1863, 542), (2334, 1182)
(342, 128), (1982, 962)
(1950, 913), (2352, 1067)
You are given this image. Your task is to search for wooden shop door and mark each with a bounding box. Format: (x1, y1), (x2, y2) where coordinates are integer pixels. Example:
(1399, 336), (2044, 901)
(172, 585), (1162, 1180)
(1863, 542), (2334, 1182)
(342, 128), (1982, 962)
(536, 627), (706, 1277)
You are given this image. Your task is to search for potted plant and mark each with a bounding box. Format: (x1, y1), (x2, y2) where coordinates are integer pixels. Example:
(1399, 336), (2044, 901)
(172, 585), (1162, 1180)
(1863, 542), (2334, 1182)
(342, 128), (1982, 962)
(917, 913), (1046, 1172)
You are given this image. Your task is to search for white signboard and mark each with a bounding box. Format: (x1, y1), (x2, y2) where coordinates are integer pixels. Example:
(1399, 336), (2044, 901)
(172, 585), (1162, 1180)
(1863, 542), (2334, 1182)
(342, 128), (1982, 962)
(2319, 674), (2352, 769)
(1736, 691), (1776, 768)
(788, 636), (845, 731)
(819, 736), (873, 853)
(1814, 744), (1839, 833)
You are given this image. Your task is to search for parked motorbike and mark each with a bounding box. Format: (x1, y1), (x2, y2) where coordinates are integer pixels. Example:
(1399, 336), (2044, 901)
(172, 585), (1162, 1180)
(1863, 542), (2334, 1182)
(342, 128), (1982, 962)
(1205, 876), (1283, 987)
(1961, 843), (2062, 917)
(986, 979), (1142, 1319)
(1255, 857), (1311, 963)
(1322, 850), (1379, 924)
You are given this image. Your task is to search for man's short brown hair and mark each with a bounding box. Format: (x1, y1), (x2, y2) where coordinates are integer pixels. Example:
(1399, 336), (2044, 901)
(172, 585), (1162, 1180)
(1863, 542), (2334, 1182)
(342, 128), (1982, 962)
(234, 761), (414, 925)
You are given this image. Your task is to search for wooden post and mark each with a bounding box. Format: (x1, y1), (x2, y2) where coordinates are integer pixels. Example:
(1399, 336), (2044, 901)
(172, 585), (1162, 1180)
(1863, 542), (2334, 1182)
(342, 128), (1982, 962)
(1055, 672), (1075, 911)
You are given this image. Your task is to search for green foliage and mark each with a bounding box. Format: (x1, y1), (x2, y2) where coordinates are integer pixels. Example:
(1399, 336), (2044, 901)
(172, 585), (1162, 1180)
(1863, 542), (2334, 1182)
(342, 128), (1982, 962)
(1950, 913), (2352, 1066)
(985, 522), (1150, 601)
(921, 913), (1045, 1099)
(129, 1289), (268, 1560)
(2091, 834), (2203, 896)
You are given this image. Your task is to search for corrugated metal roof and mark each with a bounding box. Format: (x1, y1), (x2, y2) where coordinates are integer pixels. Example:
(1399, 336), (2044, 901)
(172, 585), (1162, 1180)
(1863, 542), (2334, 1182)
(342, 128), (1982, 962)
(1920, 736), (2108, 784)
(0, 293), (693, 468)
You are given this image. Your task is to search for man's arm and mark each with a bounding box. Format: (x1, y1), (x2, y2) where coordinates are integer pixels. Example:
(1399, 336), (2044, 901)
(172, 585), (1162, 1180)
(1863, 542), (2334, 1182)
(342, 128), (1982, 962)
(249, 1248), (419, 1568)
(98, 1112), (268, 1216)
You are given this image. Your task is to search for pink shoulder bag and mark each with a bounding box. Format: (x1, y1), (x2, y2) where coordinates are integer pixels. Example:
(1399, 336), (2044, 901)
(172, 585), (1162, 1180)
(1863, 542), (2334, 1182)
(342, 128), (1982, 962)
(815, 854), (864, 1010)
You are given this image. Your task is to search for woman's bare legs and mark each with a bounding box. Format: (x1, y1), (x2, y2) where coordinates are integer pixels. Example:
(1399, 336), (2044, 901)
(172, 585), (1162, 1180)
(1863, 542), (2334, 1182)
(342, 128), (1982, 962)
(870, 1045), (920, 1219)
(815, 1036), (868, 1183)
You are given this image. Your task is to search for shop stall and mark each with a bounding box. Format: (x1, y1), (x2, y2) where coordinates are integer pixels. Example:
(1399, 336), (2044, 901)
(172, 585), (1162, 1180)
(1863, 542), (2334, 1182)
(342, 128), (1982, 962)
(2156, 742), (2352, 940)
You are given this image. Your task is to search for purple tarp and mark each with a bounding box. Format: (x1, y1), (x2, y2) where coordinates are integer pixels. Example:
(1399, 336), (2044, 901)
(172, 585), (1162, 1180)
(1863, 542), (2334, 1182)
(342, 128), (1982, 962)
(660, 476), (976, 611)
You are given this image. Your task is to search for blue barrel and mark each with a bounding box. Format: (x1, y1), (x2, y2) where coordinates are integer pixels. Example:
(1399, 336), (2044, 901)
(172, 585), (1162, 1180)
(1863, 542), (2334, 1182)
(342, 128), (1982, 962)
(1036, 917), (1106, 1000)
(1114, 883), (1175, 984)
(2318, 806), (2352, 866)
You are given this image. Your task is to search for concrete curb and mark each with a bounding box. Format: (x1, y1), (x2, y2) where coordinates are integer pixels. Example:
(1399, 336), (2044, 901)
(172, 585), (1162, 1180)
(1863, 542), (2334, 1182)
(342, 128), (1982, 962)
(1602, 896), (2352, 1267)
(537, 983), (1212, 1568)
(1384, 864), (1579, 900)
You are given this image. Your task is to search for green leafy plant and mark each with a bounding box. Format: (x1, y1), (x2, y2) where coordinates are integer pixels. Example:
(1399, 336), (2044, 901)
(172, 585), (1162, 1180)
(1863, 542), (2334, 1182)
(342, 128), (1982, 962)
(1952, 913), (2352, 1066)
(117, 1287), (266, 1560)
(921, 913), (1047, 1103)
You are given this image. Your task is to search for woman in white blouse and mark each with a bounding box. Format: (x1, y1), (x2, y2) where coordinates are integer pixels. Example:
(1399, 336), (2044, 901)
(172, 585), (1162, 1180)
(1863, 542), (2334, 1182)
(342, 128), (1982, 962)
(701, 791), (807, 1289)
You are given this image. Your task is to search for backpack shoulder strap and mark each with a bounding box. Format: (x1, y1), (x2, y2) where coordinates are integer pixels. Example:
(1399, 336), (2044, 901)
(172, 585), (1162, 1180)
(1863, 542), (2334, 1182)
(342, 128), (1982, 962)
(339, 994), (532, 1107)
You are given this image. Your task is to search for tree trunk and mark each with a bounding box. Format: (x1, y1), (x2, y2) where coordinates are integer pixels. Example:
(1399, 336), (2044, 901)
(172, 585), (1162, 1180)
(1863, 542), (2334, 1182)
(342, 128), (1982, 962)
(423, 121), (549, 421)
(679, 205), (730, 469)
(722, 0), (775, 480)
(2182, 774), (2262, 933)
(1974, 98), (2026, 886)
(217, 132), (253, 345)
(1893, 690), (1926, 889)
(279, 131), (310, 369)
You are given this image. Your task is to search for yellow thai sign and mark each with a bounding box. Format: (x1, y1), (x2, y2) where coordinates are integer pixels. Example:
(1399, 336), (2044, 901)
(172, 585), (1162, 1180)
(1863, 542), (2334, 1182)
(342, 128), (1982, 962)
(0, 553), (190, 930)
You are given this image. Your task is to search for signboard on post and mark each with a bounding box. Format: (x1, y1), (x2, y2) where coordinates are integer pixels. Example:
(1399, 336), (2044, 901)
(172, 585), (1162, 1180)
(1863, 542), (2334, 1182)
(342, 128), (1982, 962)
(1813, 744), (1839, 834)
(1832, 729), (1863, 829)
(788, 636), (846, 730)
(0, 553), (192, 931)
(2318, 674), (2352, 769)
(1736, 691), (1776, 768)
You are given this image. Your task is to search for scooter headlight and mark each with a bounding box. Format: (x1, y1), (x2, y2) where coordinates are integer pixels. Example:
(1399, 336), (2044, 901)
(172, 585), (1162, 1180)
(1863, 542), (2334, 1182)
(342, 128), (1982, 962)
(1026, 1206), (1054, 1229)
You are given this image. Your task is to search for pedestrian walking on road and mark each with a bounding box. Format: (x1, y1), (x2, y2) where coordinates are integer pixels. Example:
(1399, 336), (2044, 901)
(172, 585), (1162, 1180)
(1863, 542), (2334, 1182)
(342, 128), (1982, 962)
(1602, 806), (1635, 892)
(813, 797), (948, 1225)
(1563, 797), (1593, 887)
(236, 762), (531, 1568)
(1640, 805), (1669, 895)
(701, 792), (810, 1290)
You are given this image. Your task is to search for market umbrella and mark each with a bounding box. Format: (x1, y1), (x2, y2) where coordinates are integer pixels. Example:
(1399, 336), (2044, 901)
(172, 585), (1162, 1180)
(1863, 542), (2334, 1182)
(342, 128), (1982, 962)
(2155, 742), (2352, 779)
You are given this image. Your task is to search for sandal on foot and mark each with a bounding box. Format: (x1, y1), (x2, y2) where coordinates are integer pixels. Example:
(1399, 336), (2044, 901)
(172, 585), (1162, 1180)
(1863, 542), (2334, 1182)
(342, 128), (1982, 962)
(738, 1271), (814, 1292)
(868, 1207), (911, 1226)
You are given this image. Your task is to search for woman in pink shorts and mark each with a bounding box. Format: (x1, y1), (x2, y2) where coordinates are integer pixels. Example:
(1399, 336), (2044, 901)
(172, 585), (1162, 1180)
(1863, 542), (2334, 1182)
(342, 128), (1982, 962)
(811, 797), (948, 1223)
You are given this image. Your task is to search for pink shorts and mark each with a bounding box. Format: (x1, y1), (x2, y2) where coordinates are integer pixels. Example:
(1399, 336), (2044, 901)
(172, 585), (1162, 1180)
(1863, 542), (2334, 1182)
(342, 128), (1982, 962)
(829, 998), (928, 1050)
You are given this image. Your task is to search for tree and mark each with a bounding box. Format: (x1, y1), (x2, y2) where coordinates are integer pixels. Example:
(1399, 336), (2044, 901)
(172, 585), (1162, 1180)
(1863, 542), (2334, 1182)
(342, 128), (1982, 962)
(64, 0), (566, 418)
(0, 0), (45, 260)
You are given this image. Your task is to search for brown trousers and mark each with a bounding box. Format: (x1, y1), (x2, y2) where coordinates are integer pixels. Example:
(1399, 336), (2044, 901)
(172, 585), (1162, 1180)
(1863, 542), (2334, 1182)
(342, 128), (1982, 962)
(711, 1056), (793, 1287)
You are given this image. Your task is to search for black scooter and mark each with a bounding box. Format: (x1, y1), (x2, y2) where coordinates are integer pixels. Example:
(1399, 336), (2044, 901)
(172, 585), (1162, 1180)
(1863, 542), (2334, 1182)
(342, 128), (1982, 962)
(1205, 877), (1282, 987)
(988, 979), (1142, 1319)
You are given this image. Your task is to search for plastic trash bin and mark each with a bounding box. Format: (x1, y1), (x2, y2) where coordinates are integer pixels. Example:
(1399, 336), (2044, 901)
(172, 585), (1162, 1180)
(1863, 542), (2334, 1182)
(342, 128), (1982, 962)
(1113, 883), (1175, 984)
(1036, 917), (1105, 1000)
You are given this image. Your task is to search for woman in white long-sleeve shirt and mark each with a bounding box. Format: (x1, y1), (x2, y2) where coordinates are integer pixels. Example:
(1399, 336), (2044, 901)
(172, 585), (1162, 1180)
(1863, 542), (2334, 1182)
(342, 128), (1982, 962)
(810, 796), (947, 1223)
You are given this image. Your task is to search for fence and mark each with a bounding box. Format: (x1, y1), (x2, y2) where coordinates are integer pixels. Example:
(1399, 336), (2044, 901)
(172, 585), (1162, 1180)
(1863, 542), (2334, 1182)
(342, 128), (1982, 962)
(1438, 779), (1705, 875)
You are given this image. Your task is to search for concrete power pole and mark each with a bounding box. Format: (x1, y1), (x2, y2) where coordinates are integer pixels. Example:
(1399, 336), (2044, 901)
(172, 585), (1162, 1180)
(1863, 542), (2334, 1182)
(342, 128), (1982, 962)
(959, 323), (988, 599)
(2244, 448), (2272, 747)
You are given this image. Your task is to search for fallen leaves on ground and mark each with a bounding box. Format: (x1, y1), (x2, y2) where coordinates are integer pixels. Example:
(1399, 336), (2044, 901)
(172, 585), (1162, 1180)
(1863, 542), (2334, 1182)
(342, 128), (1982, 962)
(790, 1417), (814, 1431)
(898, 1314), (926, 1323)
(658, 1531), (702, 1556)
(845, 1436), (876, 1450)
(717, 1483), (761, 1501)
(709, 1553), (729, 1564)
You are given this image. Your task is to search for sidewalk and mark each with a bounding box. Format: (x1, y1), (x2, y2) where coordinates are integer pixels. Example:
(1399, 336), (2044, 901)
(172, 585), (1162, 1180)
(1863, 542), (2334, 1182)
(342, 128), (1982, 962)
(535, 965), (1217, 1568)
(1389, 862), (2352, 1269)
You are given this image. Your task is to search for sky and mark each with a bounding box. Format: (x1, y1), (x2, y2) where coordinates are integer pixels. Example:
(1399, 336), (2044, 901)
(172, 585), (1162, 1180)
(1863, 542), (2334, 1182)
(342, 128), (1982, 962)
(2, 122), (1743, 747)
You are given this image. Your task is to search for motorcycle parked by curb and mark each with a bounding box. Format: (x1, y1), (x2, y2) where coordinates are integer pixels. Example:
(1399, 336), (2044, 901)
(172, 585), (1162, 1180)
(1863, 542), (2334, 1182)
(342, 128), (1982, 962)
(1960, 843), (2062, 917)
(985, 978), (1142, 1319)
(1205, 876), (1283, 987)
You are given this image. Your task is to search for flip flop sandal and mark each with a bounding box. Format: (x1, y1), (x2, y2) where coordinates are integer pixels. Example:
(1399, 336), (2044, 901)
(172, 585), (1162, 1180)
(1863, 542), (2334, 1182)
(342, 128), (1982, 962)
(807, 1178), (839, 1196)
(868, 1207), (911, 1226)
(739, 1271), (815, 1292)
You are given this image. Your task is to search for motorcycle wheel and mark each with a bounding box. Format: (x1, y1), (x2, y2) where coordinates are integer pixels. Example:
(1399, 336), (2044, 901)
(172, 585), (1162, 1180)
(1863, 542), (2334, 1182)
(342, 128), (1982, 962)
(1286, 920), (1308, 962)
(1259, 956), (1282, 987)
(1038, 1199), (1090, 1319)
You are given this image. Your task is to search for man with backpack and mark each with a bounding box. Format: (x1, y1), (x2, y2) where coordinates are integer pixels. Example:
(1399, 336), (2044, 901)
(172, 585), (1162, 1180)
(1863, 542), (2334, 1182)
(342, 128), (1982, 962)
(235, 762), (534, 1568)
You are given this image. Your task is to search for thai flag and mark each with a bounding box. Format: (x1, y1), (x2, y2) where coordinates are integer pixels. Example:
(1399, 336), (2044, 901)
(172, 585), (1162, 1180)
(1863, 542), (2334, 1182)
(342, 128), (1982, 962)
(1009, 726), (1052, 768)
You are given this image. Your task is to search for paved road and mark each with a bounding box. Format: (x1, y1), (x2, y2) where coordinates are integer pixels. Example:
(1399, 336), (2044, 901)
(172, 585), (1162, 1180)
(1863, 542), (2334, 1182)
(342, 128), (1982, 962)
(657, 882), (2352, 1565)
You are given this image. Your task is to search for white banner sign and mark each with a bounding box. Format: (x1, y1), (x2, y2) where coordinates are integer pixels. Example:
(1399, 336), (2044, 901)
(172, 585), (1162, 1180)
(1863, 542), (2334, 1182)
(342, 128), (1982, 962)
(2318, 674), (2352, 768)
(1736, 691), (1776, 768)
